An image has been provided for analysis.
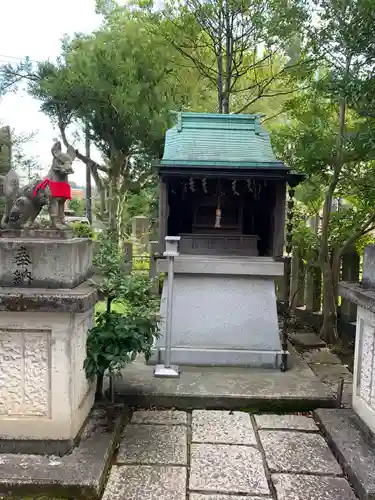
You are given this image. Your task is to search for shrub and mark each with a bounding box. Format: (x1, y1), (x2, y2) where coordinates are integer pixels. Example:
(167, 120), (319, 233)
(71, 221), (94, 238)
(85, 230), (160, 399)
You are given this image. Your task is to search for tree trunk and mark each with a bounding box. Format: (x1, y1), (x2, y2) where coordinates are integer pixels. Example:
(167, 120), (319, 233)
(91, 165), (107, 219)
(321, 261), (339, 344)
(108, 173), (120, 238)
(216, 39), (224, 112)
(319, 91), (347, 343)
(95, 373), (104, 401)
(223, 0), (232, 114)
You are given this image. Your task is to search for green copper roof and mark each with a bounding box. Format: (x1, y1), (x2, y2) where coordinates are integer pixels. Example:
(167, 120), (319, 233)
(160, 112), (285, 169)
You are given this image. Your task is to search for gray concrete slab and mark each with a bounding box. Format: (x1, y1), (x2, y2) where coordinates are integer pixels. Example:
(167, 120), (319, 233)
(341, 383), (353, 408)
(190, 495), (271, 500)
(189, 443), (269, 495)
(309, 363), (353, 385)
(0, 406), (125, 499)
(114, 355), (335, 411)
(259, 430), (342, 475)
(131, 410), (187, 425)
(289, 331), (326, 348)
(103, 465), (186, 500)
(272, 473), (358, 500)
(254, 413), (319, 431)
(315, 408), (375, 500)
(117, 424), (187, 465)
(192, 410), (257, 445)
(302, 348), (342, 364)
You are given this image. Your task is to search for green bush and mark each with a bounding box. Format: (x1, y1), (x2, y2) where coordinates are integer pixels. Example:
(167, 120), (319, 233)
(70, 222), (94, 238)
(132, 252), (150, 271)
(84, 274), (159, 380)
(85, 230), (160, 399)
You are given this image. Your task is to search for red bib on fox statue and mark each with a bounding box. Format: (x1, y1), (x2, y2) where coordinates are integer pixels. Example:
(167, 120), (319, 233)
(32, 179), (72, 200)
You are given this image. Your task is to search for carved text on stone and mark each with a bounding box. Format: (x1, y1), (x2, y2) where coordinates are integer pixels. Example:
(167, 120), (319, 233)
(13, 245), (33, 285)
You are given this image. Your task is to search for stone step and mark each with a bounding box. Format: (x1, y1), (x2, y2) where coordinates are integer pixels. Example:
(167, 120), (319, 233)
(114, 356), (336, 412)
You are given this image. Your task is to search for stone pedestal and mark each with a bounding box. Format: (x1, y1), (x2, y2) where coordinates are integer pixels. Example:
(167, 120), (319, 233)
(0, 229), (97, 454)
(339, 243), (375, 436)
(150, 255), (284, 368)
(0, 229), (92, 288)
(352, 305), (375, 435)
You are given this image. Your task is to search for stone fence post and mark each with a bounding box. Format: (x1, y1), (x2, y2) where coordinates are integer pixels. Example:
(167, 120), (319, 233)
(340, 251), (360, 323)
(290, 254), (305, 307)
(122, 241), (133, 274)
(148, 241), (159, 295)
(131, 216), (149, 250)
(305, 261), (322, 312)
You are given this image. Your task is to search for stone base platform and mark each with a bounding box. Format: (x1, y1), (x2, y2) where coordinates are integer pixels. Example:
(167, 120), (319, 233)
(0, 282), (98, 453)
(154, 259), (283, 367)
(115, 349), (336, 411)
(0, 229), (92, 289)
(0, 406), (126, 499)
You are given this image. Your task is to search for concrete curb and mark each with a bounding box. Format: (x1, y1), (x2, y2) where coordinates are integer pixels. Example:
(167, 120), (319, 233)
(314, 408), (375, 500)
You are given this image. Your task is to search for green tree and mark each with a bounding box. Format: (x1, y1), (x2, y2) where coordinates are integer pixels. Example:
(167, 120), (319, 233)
(310, 0), (375, 342)
(0, 12), (208, 236)
(86, 230), (160, 399)
(68, 196), (85, 216)
(273, 83), (375, 342)
(117, 186), (158, 240)
(126, 0), (312, 113)
(12, 132), (43, 184)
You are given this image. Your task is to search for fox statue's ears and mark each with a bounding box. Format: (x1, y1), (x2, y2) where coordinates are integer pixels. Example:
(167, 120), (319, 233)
(67, 145), (76, 161)
(51, 140), (62, 157)
(51, 140), (76, 161)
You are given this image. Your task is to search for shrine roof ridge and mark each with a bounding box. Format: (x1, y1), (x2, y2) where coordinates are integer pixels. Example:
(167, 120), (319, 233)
(161, 111), (286, 170)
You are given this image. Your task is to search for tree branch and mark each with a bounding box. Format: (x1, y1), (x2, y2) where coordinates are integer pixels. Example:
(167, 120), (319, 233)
(58, 120), (108, 173)
(340, 212), (375, 257)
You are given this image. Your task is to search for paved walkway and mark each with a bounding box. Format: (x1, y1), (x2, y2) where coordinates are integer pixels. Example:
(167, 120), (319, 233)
(102, 410), (358, 500)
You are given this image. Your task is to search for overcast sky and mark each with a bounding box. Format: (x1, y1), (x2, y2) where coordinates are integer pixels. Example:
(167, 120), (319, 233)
(0, 0), (103, 185)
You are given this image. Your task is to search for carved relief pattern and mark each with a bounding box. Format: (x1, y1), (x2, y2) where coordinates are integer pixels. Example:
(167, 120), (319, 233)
(71, 312), (93, 410)
(359, 322), (375, 405)
(0, 329), (50, 417)
(372, 360), (375, 408)
(24, 333), (50, 415)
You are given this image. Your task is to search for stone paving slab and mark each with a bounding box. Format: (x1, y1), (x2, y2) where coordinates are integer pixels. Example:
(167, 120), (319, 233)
(272, 473), (358, 500)
(255, 413), (318, 431)
(131, 410), (187, 425)
(259, 430), (342, 475)
(117, 424), (187, 465)
(189, 443), (270, 495)
(102, 465), (186, 500)
(192, 410), (257, 445)
(190, 495), (271, 500)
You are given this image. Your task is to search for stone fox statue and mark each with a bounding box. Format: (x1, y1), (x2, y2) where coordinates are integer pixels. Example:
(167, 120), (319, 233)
(1, 141), (75, 230)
